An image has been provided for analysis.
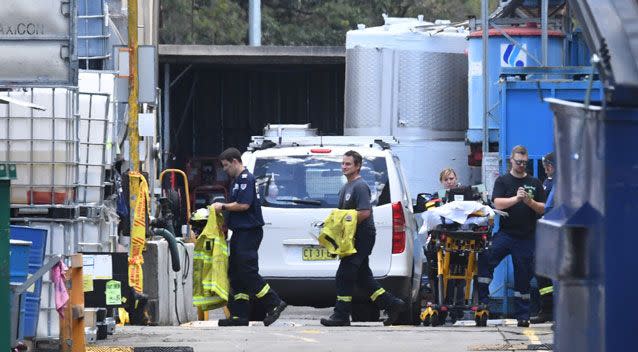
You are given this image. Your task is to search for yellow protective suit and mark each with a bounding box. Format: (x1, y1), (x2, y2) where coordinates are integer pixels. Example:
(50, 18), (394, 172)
(318, 209), (358, 258)
(192, 208), (229, 311)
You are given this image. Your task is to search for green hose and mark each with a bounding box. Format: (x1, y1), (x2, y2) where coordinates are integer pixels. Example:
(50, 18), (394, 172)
(153, 228), (181, 272)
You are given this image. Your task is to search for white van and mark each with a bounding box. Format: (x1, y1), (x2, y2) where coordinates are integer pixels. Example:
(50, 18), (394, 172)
(241, 128), (424, 324)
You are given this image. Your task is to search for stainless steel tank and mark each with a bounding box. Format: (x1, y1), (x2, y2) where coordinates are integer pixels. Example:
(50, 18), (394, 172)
(345, 16), (468, 138)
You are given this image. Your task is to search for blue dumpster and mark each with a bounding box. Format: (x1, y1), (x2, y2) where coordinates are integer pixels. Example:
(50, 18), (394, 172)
(10, 226), (48, 338)
(487, 69), (603, 318)
(10, 239), (31, 341)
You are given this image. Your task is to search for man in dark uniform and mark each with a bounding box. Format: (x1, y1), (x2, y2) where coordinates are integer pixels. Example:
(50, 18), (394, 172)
(477, 145), (546, 327)
(212, 147), (287, 326)
(320, 150), (406, 326)
(531, 151), (557, 324)
(541, 151), (555, 194)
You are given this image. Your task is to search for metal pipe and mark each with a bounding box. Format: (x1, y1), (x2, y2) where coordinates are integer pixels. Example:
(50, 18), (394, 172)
(163, 63), (170, 166)
(541, 0), (548, 66)
(482, 0), (489, 157)
(128, 0), (140, 172)
(249, 0), (261, 46)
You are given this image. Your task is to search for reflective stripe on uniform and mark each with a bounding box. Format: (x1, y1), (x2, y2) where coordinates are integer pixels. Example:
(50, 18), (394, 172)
(203, 281), (229, 298)
(478, 277), (492, 284)
(370, 288), (386, 302)
(514, 291), (531, 300)
(337, 295), (352, 302)
(193, 295), (226, 306)
(255, 284), (271, 298)
(539, 286), (554, 295)
(234, 293), (250, 301)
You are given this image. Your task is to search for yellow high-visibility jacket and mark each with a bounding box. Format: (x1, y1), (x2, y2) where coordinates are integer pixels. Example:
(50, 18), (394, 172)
(318, 209), (358, 258)
(193, 208), (229, 311)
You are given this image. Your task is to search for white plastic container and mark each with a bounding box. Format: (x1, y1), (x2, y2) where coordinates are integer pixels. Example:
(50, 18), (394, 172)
(0, 88), (77, 204)
(77, 92), (109, 204)
(78, 71), (116, 204)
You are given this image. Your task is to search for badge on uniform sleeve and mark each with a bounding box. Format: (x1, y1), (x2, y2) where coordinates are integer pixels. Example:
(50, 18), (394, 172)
(241, 184), (247, 190)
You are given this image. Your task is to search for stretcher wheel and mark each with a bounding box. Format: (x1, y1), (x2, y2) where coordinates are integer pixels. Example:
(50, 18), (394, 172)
(422, 315), (431, 326)
(420, 306), (437, 326)
(430, 311), (441, 326)
(439, 310), (448, 326)
(474, 311), (488, 327)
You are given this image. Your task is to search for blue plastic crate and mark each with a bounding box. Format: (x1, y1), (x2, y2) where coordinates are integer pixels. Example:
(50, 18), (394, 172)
(10, 240), (31, 341)
(10, 240), (31, 282)
(10, 226), (47, 338)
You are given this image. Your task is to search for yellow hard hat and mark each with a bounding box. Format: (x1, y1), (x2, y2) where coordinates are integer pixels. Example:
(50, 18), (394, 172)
(191, 207), (210, 221)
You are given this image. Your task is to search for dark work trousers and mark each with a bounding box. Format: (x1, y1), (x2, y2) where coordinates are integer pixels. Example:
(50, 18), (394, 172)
(536, 275), (554, 315)
(334, 232), (394, 317)
(228, 227), (281, 319)
(477, 231), (534, 320)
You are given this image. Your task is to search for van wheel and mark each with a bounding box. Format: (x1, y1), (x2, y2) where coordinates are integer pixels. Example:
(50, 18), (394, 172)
(351, 302), (380, 322)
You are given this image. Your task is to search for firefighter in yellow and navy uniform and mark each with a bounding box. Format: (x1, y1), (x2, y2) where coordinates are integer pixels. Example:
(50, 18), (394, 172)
(212, 147), (287, 326)
(320, 150), (406, 327)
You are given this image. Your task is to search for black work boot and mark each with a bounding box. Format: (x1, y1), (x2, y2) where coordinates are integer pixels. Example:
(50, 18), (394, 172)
(383, 298), (406, 326)
(530, 311), (553, 324)
(320, 312), (351, 327)
(218, 316), (249, 326)
(263, 301), (288, 326)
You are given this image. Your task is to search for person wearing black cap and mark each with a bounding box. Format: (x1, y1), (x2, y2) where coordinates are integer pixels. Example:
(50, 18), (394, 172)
(541, 152), (555, 195)
(531, 151), (557, 324)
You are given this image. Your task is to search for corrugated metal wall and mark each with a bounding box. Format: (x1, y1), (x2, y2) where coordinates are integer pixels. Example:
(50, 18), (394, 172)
(165, 63), (344, 167)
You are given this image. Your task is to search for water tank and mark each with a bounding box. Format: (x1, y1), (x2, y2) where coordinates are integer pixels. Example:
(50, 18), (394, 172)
(345, 16), (469, 139)
(466, 27), (565, 143)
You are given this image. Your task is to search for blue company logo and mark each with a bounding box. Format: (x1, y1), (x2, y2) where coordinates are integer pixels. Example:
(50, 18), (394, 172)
(502, 44), (525, 67)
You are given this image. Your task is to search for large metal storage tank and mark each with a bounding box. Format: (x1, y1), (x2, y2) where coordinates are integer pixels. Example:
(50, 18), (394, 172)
(345, 16), (469, 139)
(344, 16), (479, 195)
(466, 27), (565, 143)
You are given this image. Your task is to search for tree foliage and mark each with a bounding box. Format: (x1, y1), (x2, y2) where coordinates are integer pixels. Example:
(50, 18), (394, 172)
(159, 0), (489, 45)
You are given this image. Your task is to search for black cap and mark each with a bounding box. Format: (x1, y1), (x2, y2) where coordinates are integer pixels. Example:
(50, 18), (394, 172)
(542, 152), (555, 166)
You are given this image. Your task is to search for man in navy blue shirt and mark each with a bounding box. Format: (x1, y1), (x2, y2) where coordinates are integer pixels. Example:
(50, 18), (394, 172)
(212, 147), (287, 326)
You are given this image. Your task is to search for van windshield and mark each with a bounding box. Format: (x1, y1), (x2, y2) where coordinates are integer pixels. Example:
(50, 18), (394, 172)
(253, 155), (390, 208)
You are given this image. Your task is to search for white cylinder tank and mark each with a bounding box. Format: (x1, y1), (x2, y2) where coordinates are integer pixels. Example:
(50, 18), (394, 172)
(345, 16), (469, 139)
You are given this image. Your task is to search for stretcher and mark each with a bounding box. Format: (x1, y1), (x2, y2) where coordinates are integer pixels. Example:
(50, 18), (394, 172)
(420, 217), (493, 327)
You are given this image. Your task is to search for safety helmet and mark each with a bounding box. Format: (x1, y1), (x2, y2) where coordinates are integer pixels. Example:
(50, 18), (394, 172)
(191, 207), (210, 222)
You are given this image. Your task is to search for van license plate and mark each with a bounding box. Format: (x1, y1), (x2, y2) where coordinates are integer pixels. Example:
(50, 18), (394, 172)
(302, 246), (336, 261)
